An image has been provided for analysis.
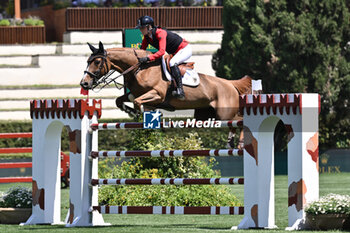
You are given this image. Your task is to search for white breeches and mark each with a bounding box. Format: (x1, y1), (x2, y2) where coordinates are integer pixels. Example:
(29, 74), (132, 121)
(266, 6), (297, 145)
(169, 44), (192, 67)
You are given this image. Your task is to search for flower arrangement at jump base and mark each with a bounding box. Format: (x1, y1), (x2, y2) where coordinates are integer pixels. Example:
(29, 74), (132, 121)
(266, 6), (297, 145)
(0, 187), (32, 224)
(305, 193), (350, 230)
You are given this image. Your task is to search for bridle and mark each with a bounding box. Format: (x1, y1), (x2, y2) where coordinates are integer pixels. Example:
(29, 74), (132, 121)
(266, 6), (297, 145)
(84, 51), (109, 80)
(84, 49), (141, 91)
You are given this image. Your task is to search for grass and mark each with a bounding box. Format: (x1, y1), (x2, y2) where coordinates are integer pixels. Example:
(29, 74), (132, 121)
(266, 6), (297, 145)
(0, 109), (30, 112)
(0, 173), (349, 232)
(0, 84), (80, 90)
(0, 64), (39, 68)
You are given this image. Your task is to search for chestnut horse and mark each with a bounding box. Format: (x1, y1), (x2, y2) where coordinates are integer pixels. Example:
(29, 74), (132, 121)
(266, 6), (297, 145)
(80, 42), (252, 125)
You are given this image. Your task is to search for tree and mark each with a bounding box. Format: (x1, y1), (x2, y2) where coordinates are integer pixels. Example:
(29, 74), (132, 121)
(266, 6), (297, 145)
(213, 0), (350, 148)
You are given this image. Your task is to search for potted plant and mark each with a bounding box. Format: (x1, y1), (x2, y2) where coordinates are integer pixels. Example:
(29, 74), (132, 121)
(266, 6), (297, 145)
(0, 16), (45, 44)
(305, 193), (350, 230)
(0, 186), (32, 224)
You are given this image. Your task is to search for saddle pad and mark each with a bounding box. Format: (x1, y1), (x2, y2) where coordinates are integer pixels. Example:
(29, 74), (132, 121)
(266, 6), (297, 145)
(161, 56), (200, 87)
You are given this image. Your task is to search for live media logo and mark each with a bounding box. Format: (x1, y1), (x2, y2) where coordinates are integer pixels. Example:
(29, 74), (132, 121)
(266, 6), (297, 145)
(143, 111), (161, 129)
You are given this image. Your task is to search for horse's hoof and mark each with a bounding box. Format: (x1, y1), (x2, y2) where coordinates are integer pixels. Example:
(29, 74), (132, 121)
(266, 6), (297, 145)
(226, 137), (236, 149)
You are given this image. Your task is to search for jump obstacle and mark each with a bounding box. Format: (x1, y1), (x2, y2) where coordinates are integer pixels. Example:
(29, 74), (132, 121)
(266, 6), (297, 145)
(23, 93), (320, 230)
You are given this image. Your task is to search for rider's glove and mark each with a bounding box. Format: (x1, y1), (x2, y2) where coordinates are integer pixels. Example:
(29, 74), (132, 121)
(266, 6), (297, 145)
(138, 56), (150, 64)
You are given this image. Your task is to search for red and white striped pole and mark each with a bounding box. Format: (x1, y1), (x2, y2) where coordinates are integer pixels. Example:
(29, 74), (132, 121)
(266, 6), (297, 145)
(92, 206), (244, 215)
(91, 178), (244, 186)
(90, 149), (243, 158)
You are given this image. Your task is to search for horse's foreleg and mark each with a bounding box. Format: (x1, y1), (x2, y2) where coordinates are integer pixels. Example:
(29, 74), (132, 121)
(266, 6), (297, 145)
(116, 93), (139, 117)
(133, 89), (163, 111)
(213, 100), (244, 149)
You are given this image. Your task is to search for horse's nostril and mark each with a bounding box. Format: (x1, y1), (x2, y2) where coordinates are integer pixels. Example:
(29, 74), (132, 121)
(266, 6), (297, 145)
(80, 81), (89, 89)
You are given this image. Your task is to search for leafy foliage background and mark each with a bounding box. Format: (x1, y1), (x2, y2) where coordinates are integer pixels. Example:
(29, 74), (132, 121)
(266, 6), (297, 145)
(213, 0), (350, 148)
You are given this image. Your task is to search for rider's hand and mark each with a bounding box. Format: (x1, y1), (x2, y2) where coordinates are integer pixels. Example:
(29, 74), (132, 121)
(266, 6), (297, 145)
(138, 56), (150, 64)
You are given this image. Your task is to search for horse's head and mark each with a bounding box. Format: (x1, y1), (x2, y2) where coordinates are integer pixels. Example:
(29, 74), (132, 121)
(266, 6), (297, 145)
(80, 41), (110, 90)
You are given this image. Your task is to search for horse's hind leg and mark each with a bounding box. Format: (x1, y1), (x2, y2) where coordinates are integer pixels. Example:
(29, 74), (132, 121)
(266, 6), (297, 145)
(214, 103), (243, 149)
(226, 128), (244, 149)
(116, 93), (139, 117)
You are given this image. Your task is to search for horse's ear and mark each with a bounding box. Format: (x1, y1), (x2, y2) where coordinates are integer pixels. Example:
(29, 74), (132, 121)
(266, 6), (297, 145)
(87, 42), (98, 54)
(98, 41), (104, 53)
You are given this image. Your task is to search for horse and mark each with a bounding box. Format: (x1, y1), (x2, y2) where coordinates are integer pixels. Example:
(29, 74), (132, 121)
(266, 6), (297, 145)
(80, 42), (252, 147)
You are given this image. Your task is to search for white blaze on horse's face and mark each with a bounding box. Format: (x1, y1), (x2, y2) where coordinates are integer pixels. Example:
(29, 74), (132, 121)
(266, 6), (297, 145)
(80, 58), (102, 90)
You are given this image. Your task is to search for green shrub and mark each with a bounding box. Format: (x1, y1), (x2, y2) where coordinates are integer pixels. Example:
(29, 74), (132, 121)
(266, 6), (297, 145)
(112, 2), (124, 7)
(0, 18), (44, 27)
(23, 18), (44, 26)
(23, 18), (35, 26)
(53, 0), (71, 10)
(40, 0), (54, 6)
(0, 19), (10, 26)
(0, 186), (32, 208)
(35, 20), (44, 26)
(98, 130), (242, 207)
(85, 3), (99, 8)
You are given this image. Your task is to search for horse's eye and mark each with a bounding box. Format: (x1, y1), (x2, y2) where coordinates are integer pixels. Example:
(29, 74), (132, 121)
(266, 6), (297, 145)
(94, 60), (101, 65)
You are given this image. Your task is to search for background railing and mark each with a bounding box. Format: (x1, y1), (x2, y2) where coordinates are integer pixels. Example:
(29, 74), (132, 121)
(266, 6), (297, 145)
(66, 7), (223, 31)
(0, 26), (46, 44)
(0, 132), (70, 185)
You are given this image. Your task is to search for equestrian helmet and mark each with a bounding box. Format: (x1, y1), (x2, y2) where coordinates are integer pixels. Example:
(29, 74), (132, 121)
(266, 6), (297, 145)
(136, 16), (154, 28)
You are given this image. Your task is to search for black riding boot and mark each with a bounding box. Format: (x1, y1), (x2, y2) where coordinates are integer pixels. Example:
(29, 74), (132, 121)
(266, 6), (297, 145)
(170, 65), (185, 100)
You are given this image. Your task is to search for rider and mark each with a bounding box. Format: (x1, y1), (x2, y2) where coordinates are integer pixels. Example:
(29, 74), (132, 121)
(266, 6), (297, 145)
(136, 15), (192, 100)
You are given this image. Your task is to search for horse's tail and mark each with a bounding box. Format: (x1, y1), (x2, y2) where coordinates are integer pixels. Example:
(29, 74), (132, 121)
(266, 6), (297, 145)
(231, 75), (252, 95)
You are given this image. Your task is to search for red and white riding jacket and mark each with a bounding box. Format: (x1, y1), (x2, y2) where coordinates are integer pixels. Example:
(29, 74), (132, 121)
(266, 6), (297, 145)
(141, 27), (188, 61)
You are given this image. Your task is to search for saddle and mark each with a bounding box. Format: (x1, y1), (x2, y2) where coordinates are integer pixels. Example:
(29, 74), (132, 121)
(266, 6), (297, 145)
(161, 55), (200, 87)
(164, 54), (195, 76)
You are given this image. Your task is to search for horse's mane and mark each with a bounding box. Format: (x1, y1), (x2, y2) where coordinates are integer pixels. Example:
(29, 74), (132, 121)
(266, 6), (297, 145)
(106, 47), (152, 56)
